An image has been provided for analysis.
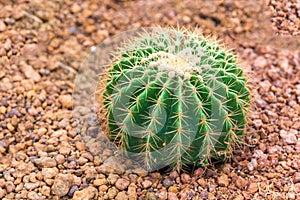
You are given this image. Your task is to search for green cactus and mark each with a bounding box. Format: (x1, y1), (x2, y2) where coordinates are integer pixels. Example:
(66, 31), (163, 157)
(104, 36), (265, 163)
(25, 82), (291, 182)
(101, 28), (251, 171)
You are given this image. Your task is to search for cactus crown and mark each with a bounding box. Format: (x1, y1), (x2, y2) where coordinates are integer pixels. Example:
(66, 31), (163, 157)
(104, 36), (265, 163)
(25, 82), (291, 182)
(101, 28), (251, 171)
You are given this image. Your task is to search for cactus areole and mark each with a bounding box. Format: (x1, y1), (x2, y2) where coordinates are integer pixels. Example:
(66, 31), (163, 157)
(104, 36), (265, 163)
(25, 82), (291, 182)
(101, 28), (251, 171)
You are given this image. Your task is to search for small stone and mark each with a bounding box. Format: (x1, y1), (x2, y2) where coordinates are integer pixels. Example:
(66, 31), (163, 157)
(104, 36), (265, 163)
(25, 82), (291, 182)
(59, 95), (73, 109)
(15, 182), (23, 191)
(235, 177), (248, 189)
(163, 178), (173, 188)
(168, 186), (178, 194)
(52, 174), (74, 197)
(168, 192), (178, 200)
(55, 154), (65, 164)
(68, 185), (78, 197)
(82, 152), (93, 161)
(27, 191), (39, 200)
(58, 118), (69, 128)
(253, 56), (267, 68)
(107, 187), (118, 199)
(0, 187), (6, 198)
(59, 142), (72, 155)
(71, 3), (82, 13)
(179, 188), (195, 199)
(146, 192), (156, 200)
(75, 142), (86, 151)
(73, 176), (81, 186)
(11, 8), (24, 20)
(24, 182), (40, 190)
(0, 21), (6, 32)
(21, 63), (41, 82)
(253, 119), (263, 128)
(94, 178), (107, 186)
(107, 174), (119, 185)
(72, 186), (98, 200)
(40, 185), (50, 196)
(294, 182), (300, 193)
(28, 108), (38, 116)
(95, 30), (109, 43)
(93, 156), (101, 166)
(42, 167), (59, 179)
(247, 159), (257, 171)
(278, 57), (289, 69)
(197, 178), (206, 187)
(0, 106), (6, 114)
(287, 192), (296, 199)
(142, 179), (152, 189)
(99, 185), (108, 193)
(77, 157), (88, 165)
(127, 183), (137, 200)
(45, 179), (54, 186)
(85, 25), (97, 34)
(182, 15), (191, 22)
(115, 191), (128, 200)
(169, 171), (179, 180)
(115, 178), (130, 190)
(5, 181), (15, 193)
(37, 128), (47, 135)
(217, 174), (229, 187)
(84, 169), (97, 184)
(293, 172), (300, 183)
(52, 130), (66, 137)
(7, 123), (14, 131)
(0, 79), (12, 92)
(247, 182), (258, 193)
(194, 168), (204, 177)
(280, 129), (297, 144)
(156, 189), (167, 200)
(34, 157), (57, 168)
(127, 174), (137, 184)
(234, 195), (244, 200)
(180, 173), (191, 183)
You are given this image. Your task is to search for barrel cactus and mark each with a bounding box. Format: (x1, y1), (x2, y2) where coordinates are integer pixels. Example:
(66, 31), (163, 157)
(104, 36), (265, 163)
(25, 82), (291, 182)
(101, 28), (251, 171)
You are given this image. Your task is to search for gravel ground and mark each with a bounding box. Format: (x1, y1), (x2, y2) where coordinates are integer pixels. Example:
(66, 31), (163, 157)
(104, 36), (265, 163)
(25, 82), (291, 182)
(0, 0), (299, 199)
(270, 0), (300, 35)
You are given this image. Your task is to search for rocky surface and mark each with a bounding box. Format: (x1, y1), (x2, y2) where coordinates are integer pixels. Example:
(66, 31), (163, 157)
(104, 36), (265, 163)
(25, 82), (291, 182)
(0, 0), (299, 199)
(270, 0), (300, 35)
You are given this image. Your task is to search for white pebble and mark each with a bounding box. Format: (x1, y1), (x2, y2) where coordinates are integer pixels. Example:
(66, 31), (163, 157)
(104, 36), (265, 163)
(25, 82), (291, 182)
(90, 46), (97, 52)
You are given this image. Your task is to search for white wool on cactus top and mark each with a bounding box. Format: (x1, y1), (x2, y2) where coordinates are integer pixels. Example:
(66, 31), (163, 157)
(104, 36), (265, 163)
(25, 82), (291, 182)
(142, 50), (205, 80)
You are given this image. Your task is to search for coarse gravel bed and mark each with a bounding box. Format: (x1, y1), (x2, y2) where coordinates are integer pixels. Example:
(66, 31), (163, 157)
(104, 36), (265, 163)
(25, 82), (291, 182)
(0, 0), (299, 200)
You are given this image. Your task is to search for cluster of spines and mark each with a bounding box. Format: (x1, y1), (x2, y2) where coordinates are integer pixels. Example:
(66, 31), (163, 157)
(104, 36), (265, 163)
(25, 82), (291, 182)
(101, 28), (250, 171)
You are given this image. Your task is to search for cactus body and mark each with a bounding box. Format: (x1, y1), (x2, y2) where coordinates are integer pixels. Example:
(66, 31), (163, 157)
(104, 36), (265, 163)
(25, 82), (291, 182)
(102, 28), (250, 171)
